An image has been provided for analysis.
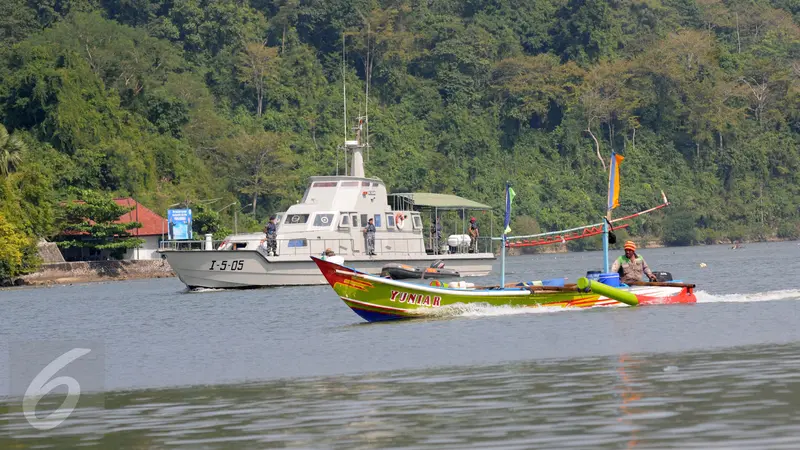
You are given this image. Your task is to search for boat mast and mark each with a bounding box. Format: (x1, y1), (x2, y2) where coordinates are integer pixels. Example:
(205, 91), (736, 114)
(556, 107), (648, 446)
(340, 27), (369, 179)
(342, 32), (347, 176)
(347, 118), (365, 178)
(603, 152), (621, 274)
(501, 182), (509, 288)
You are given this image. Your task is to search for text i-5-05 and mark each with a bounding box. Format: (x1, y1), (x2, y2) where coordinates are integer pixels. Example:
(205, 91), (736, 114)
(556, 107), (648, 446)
(209, 260), (245, 271)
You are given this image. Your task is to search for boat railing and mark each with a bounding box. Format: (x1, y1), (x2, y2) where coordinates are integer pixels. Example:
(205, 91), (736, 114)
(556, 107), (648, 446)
(424, 236), (494, 255)
(158, 239), (224, 251)
(158, 236), (494, 255)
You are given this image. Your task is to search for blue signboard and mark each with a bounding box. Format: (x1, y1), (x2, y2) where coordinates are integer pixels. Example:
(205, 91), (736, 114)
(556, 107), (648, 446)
(167, 209), (193, 240)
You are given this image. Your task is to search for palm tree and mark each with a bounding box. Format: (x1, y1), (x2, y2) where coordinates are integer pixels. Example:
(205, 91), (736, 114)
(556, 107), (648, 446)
(0, 124), (25, 177)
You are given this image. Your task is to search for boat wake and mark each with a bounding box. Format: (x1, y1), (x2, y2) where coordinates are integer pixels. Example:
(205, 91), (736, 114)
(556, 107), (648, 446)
(416, 303), (585, 320)
(185, 287), (226, 294)
(696, 289), (800, 304)
(409, 289), (800, 320)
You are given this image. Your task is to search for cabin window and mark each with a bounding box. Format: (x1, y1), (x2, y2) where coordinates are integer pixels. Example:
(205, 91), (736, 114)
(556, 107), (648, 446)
(285, 214), (309, 224)
(313, 213), (335, 227)
(386, 214), (395, 228)
(311, 181), (337, 187)
(360, 214), (369, 227)
(341, 181), (359, 187)
(339, 215), (350, 227)
(233, 242), (248, 250)
(412, 216), (423, 230)
(288, 239), (307, 247)
(373, 214), (382, 228)
(352, 215), (358, 227)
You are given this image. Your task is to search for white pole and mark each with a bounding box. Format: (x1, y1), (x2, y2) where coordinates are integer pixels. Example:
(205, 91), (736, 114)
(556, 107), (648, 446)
(343, 33), (347, 146)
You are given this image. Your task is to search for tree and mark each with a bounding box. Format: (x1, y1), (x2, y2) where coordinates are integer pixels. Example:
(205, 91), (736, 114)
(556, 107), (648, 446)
(0, 0), (39, 46)
(574, 60), (638, 171)
(191, 203), (230, 240)
(662, 207), (698, 246)
(239, 41), (279, 117)
(0, 213), (38, 280)
(220, 131), (295, 217)
(0, 124), (25, 177)
(492, 53), (582, 128)
(54, 190), (144, 258)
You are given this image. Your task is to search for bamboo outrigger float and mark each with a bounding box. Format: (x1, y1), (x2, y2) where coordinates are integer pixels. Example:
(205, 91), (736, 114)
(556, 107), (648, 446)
(313, 151), (699, 323)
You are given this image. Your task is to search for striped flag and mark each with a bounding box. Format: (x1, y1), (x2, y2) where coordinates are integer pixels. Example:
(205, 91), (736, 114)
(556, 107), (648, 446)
(607, 152), (624, 211)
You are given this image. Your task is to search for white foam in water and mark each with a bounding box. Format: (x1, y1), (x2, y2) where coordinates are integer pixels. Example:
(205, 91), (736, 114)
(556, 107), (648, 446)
(187, 287), (226, 293)
(696, 289), (800, 304)
(416, 302), (583, 319)
(411, 289), (800, 320)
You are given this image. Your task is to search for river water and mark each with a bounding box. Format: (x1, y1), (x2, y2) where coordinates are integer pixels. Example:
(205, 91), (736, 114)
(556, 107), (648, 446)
(2, 241), (800, 448)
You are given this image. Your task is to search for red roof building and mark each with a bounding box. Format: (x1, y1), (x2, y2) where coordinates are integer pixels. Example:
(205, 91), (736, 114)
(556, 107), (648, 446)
(57, 198), (169, 261)
(112, 198), (168, 237)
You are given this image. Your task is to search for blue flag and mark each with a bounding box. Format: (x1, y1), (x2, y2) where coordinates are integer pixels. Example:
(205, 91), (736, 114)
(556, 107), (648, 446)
(504, 183), (515, 234)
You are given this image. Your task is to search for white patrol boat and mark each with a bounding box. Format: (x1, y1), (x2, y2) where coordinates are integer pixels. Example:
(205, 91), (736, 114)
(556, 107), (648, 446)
(159, 126), (496, 288)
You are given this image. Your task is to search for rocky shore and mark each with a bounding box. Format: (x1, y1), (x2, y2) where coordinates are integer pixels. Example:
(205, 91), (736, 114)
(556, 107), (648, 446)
(17, 259), (174, 287)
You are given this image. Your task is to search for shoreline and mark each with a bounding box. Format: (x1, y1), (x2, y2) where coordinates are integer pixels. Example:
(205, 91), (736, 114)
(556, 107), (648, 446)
(16, 259), (175, 288)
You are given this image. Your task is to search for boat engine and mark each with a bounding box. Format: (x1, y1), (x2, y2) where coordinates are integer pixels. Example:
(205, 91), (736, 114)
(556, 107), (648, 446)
(653, 271), (673, 282)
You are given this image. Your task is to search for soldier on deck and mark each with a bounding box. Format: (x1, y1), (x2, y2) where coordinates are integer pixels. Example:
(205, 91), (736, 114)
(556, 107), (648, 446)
(363, 218), (376, 255)
(468, 217), (479, 253)
(263, 216), (278, 256)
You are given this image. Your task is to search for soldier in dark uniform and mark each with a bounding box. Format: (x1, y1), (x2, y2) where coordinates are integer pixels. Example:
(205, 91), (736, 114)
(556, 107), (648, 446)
(264, 216), (278, 256)
(363, 218), (376, 255)
(468, 217), (479, 253)
(432, 217), (442, 254)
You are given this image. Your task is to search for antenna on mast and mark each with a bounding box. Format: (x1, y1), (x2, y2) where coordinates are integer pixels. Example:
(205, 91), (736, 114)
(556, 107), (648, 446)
(342, 33), (347, 140)
(365, 21), (370, 163)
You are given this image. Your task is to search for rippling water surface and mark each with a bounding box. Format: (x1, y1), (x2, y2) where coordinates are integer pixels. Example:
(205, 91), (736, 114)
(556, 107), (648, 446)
(2, 241), (800, 448)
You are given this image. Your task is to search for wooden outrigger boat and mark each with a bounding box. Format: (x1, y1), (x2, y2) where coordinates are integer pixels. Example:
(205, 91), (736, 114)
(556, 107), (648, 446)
(312, 256), (696, 322)
(313, 150), (698, 322)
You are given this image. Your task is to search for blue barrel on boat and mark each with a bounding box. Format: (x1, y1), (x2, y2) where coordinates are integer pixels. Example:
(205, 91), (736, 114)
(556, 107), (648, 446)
(598, 272), (621, 287)
(586, 270), (601, 281)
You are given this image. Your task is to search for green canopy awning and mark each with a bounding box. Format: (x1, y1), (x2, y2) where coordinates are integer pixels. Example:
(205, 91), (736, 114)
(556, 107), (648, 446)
(388, 193), (492, 210)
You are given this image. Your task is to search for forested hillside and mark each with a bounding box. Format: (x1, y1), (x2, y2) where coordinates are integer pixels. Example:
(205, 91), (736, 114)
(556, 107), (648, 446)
(1, 0), (799, 277)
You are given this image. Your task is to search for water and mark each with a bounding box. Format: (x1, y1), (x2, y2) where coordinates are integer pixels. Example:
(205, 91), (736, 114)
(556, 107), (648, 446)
(2, 241), (800, 448)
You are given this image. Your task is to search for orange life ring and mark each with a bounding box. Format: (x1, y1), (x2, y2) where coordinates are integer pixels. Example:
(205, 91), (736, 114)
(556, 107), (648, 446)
(395, 213), (405, 230)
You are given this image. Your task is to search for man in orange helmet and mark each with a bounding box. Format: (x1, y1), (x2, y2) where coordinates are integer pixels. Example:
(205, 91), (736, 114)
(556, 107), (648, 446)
(611, 240), (657, 284)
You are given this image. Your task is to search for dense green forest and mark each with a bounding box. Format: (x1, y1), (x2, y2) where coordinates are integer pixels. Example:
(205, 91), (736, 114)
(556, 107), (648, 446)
(1, 0), (799, 277)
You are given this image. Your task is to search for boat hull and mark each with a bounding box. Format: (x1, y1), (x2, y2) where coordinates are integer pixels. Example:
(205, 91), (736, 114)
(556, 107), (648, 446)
(312, 257), (697, 322)
(161, 250), (494, 288)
